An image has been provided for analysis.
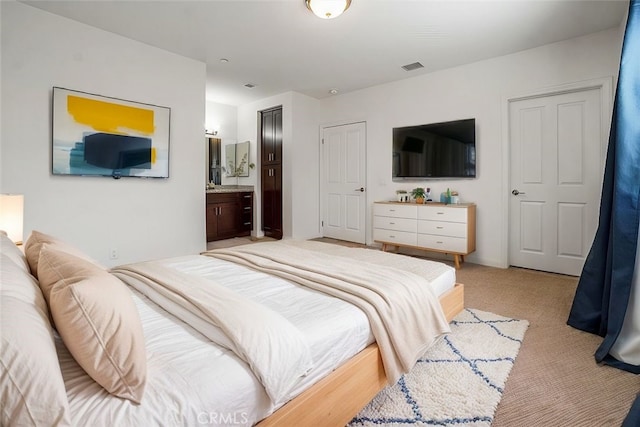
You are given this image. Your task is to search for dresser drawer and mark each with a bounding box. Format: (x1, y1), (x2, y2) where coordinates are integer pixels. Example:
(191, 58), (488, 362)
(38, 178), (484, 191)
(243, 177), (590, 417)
(373, 216), (417, 233)
(418, 220), (467, 238)
(373, 228), (417, 247)
(418, 206), (467, 223)
(417, 234), (468, 253)
(373, 203), (417, 219)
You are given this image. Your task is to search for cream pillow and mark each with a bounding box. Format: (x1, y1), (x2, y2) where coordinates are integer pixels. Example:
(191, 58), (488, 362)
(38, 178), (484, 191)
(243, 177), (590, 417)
(0, 253), (71, 426)
(37, 245), (147, 403)
(24, 230), (102, 281)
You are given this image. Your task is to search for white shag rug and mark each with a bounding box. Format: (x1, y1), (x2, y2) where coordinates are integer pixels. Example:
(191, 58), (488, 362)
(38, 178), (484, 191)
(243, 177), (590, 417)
(348, 308), (529, 427)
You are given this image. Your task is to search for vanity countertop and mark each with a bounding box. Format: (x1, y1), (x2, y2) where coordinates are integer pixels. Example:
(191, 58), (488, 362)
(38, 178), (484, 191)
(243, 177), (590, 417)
(206, 185), (254, 194)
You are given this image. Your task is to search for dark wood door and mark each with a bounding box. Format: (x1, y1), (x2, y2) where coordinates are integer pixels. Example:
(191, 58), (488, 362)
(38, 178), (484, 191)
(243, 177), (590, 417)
(215, 200), (240, 239)
(262, 165), (282, 239)
(206, 204), (218, 241)
(261, 107), (282, 165)
(261, 106), (283, 240)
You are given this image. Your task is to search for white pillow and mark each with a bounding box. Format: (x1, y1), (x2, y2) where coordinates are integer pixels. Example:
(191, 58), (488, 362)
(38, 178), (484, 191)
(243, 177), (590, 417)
(0, 253), (71, 426)
(0, 230), (29, 273)
(37, 246), (147, 403)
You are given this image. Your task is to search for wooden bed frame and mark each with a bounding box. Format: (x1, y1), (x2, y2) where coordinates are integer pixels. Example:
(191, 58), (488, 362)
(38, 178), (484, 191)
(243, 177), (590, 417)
(257, 283), (464, 426)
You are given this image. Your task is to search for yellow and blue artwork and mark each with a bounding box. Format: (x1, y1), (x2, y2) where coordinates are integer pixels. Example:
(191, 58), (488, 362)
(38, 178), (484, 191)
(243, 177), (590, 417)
(52, 87), (170, 178)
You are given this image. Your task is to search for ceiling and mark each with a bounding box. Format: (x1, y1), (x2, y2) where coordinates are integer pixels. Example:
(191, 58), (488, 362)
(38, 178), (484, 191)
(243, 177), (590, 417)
(23, 0), (628, 107)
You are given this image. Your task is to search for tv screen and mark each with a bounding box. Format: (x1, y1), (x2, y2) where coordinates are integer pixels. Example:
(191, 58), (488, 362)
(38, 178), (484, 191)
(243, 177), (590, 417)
(52, 87), (170, 179)
(392, 118), (476, 179)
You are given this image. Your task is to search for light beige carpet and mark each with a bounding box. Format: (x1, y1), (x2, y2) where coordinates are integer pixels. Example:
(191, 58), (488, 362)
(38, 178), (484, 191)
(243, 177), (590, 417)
(457, 263), (638, 426)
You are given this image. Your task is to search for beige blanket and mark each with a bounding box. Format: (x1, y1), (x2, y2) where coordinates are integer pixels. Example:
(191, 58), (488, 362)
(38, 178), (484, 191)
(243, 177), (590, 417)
(202, 241), (451, 385)
(112, 261), (313, 405)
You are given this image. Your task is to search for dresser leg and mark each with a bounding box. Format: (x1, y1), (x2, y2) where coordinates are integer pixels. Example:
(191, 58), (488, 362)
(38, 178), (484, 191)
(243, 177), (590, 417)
(381, 243), (400, 253)
(454, 255), (461, 269)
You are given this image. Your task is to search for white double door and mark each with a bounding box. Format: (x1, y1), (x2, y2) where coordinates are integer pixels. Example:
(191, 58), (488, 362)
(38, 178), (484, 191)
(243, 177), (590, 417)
(509, 87), (604, 276)
(321, 122), (367, 244)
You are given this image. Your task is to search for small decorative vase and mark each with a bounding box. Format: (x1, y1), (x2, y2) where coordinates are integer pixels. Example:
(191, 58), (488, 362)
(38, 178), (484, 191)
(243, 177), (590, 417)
(415, 197), (424, 204)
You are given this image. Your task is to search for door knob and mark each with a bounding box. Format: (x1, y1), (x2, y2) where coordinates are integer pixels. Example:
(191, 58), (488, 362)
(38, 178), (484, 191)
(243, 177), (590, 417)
(354, 187), (365, 192)
(512, 189), (526, 196)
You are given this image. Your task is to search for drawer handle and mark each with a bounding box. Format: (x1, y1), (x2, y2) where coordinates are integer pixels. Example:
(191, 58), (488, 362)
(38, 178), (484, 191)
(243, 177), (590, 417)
(243, 195), (251, 198)
(389, 209), (396, 212)
(244, 207), (251, 210)
(244, 222), (251, 225)
(389, 235), (396, 238)
(436, 241), (444, 244)
(436, 226), (444, 229)
(437, 212), (444, 215)
(389, 222), (395, 225)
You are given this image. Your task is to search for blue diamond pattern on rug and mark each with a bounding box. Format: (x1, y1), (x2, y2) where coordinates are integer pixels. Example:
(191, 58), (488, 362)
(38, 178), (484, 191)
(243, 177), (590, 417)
(348, 308), (529, 427)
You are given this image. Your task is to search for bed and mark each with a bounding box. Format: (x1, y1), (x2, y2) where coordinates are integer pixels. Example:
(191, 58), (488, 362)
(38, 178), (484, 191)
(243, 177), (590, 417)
(0, 232), (464, 427)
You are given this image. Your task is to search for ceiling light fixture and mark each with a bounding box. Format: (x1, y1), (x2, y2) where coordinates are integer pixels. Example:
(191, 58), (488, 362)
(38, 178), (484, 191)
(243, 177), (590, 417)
(305, 0), (351, 19)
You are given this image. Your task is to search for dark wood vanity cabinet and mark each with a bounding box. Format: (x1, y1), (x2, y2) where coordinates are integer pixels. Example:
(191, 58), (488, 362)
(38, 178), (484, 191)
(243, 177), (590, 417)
(206, 191), (253, 242)
(239, 192), (254, 233)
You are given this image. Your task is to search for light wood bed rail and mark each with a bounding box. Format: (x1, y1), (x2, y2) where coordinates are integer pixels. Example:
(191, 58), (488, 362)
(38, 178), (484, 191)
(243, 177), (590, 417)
(257, 283), (464, 427)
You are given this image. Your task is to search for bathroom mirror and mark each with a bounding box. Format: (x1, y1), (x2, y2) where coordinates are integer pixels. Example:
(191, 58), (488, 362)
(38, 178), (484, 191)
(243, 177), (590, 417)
(235, 141), (250, 177)
(207, 137), (222, 185)
(224, 141), (250, 177)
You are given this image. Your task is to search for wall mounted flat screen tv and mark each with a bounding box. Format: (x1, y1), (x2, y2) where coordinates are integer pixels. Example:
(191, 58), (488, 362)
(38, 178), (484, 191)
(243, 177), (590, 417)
(52, 87), (170, 179)
(392, 118), (476, 180)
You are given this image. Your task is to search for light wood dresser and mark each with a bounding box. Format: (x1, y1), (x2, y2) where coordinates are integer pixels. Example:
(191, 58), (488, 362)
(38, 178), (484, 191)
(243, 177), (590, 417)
(373, 201), (476, 269)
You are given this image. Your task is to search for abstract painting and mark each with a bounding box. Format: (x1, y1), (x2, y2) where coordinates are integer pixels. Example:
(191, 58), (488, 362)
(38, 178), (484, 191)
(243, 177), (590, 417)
(52, 87), (170, 178)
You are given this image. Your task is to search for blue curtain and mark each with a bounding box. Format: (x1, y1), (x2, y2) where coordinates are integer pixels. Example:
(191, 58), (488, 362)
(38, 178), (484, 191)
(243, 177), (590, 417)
(566, 0), (640, 423)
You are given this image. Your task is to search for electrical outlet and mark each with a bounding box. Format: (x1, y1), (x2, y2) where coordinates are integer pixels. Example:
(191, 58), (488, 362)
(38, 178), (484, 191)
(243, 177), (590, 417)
(109, 248), (119, 260)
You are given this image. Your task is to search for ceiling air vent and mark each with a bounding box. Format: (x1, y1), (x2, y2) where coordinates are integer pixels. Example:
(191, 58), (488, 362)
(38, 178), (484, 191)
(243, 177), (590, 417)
(244, 83), (256, 89)
(401, 62), (424, 72)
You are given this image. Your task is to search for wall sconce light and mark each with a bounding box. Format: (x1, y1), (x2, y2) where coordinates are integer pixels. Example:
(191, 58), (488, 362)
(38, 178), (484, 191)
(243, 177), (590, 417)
(0, 194), (24, 244)
(206, 124), (221, 137)
(306, 0), (352, 19)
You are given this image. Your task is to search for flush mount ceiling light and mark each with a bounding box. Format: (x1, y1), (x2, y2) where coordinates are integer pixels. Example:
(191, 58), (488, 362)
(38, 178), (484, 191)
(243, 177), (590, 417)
(305, 0), (351, 19)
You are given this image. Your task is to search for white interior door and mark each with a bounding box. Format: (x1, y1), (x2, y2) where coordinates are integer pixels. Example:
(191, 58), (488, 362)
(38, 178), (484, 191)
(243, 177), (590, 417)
(321, 122), (366, 244)
(509, 88), (603, 276)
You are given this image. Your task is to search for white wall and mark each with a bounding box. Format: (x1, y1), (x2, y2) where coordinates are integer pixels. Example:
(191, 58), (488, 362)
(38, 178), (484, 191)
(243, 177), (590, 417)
(290, 92), (321, 240)
(205, 100), (237, 142)
(236, 91), (320, 240)
(317, 28), (623, 267)
(205, 100), (238, 185)
(1, 2), (207, 266)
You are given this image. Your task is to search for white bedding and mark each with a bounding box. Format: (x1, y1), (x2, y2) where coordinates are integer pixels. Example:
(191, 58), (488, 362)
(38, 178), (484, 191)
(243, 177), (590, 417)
(57, 246), (456, 426)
